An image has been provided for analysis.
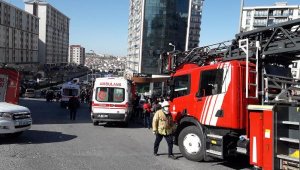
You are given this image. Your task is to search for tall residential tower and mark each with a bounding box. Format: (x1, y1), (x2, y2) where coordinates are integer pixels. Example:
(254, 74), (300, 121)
(69, 45), (85, 66)
(127, 0), (204, 75)
(25, 1), (70, 66)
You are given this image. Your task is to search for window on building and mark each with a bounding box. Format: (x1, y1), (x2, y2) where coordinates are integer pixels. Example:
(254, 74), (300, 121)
(246, 11), (251, 17)
(246, 19), (250, 25)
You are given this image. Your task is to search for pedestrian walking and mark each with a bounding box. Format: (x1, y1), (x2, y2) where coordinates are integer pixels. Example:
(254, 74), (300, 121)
(143, 99), (151, 129)
(152, 101), (176, 160)
(68, 95), (80, 120)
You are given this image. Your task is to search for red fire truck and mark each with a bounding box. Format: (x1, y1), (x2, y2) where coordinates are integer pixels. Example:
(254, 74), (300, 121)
(162, 19), (300, 169)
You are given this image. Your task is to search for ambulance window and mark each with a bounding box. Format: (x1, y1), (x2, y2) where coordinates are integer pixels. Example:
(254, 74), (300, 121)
(199, 69), (223, 97)
(97, 87), (109, 102)
(173, 75), (190, 98)
(96, 87), (125, 102)
(113, 88), (125, 102)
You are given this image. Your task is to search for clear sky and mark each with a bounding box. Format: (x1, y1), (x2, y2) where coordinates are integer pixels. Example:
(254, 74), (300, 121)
(7, 0), (300, 56)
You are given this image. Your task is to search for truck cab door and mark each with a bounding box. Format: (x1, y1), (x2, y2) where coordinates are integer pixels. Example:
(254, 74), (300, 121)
(195, 66), (228, 126)
(170, 74), (192, 121)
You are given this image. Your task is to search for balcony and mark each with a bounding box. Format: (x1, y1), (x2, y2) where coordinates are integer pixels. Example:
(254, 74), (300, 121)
(253, 22), (267, 27)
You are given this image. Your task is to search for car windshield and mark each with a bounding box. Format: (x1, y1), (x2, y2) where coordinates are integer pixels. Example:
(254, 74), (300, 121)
(96, 87), (125, 103)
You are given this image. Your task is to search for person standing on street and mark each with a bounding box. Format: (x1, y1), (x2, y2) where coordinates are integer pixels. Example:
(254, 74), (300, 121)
(68, 95), (80, 120)
(143, 99), (151, 129)
(152, 101), (176, 160)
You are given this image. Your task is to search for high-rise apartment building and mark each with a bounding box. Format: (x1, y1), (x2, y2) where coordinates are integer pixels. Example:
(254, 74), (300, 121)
(241, 2), (300, 79)
(69, 45), (85, 65)
(25, 1), (70, 65)
(241, 2), (300, 32)
(127, 0), (204, 75)
(0, 0), (39, 64)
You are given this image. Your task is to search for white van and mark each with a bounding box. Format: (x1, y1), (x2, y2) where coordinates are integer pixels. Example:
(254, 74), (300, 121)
(91, 77), (134, 126)
(60, 82), (80, 108)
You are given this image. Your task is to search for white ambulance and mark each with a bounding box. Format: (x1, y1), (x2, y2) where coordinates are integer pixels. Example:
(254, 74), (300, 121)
(60, 82), (80, 108)
(91, 77), (134, 126)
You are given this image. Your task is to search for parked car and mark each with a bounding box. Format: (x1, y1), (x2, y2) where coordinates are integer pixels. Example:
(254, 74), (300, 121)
(24, 88), (35, 98)
(0, 102), (32, 137)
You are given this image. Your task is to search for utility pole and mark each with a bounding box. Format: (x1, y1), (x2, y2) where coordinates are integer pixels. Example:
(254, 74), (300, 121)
(239, 0), (245, 33)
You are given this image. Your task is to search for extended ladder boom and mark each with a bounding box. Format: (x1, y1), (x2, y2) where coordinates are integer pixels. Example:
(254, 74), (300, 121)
(162, 18), (300, 72)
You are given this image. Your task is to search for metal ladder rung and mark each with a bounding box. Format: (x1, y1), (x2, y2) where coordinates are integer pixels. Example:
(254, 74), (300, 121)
(206, 149), (222, 156)
(249, 83), (257, 86)
(280, 121), (300, 126)
(279, 137), (299, 144)
(249, 70), (257, 73)
(277, 154), (300, 163)
(248, 96), (258, 99)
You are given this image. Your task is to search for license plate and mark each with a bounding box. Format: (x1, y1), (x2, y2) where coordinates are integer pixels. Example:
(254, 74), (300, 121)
(99, 114), (108, 118)
(15, 120), (31, 126)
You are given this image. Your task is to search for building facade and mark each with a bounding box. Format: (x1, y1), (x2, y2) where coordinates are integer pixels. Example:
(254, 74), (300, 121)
(241, 2), (300, 79)
(127, 0), (204, 75)
(0, 0), (39, 64)
(25, 1), (70, 65)
(69, 45), (85, 65)
(241, 2), (300, 32)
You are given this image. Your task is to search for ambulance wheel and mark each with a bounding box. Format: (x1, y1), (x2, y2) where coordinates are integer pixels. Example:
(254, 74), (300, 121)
(178, 126), (205, 162)
(93, 121), (99, 126)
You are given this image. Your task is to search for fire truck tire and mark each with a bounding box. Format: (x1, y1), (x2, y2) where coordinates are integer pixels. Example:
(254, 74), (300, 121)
(178, 126), (205, 162)
(93, 121), (99, 126)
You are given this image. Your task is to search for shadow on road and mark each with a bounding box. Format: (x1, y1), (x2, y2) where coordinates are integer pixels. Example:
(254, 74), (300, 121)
(0, 130), (77, 145)
(96, 121), (146, 129)
(20, 98), (92, 125)
(207, 156), (251, 170)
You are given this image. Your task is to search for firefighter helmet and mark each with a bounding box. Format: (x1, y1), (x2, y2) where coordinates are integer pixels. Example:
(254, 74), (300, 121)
(161, 101), (170, 107)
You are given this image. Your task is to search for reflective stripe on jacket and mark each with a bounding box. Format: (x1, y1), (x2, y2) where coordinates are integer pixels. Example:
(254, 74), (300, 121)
(152, 109), (175, 135)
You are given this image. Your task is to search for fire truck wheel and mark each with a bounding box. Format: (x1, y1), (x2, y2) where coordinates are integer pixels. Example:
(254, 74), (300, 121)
(93, 121), (99, 126)
(178, 126), (204, 162)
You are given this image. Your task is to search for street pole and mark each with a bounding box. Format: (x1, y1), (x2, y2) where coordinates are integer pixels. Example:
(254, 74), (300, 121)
(239, 0), (245, 33)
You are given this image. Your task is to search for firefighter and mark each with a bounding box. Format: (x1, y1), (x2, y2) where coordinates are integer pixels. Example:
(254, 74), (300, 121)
(152, 101), (176, 160)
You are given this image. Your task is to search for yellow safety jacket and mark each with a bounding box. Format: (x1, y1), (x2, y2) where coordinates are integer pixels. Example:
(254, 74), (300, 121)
(152, 109), (175, 135)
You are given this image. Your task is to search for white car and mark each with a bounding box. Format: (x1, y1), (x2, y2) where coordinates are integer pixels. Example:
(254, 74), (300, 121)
(0, 102), (32, 137)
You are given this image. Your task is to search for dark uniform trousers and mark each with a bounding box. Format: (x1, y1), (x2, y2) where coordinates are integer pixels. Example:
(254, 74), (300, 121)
(154, 134), (173, 155)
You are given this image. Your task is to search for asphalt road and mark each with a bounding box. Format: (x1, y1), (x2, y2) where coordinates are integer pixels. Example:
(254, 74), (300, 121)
(0, 98), (251, 170)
